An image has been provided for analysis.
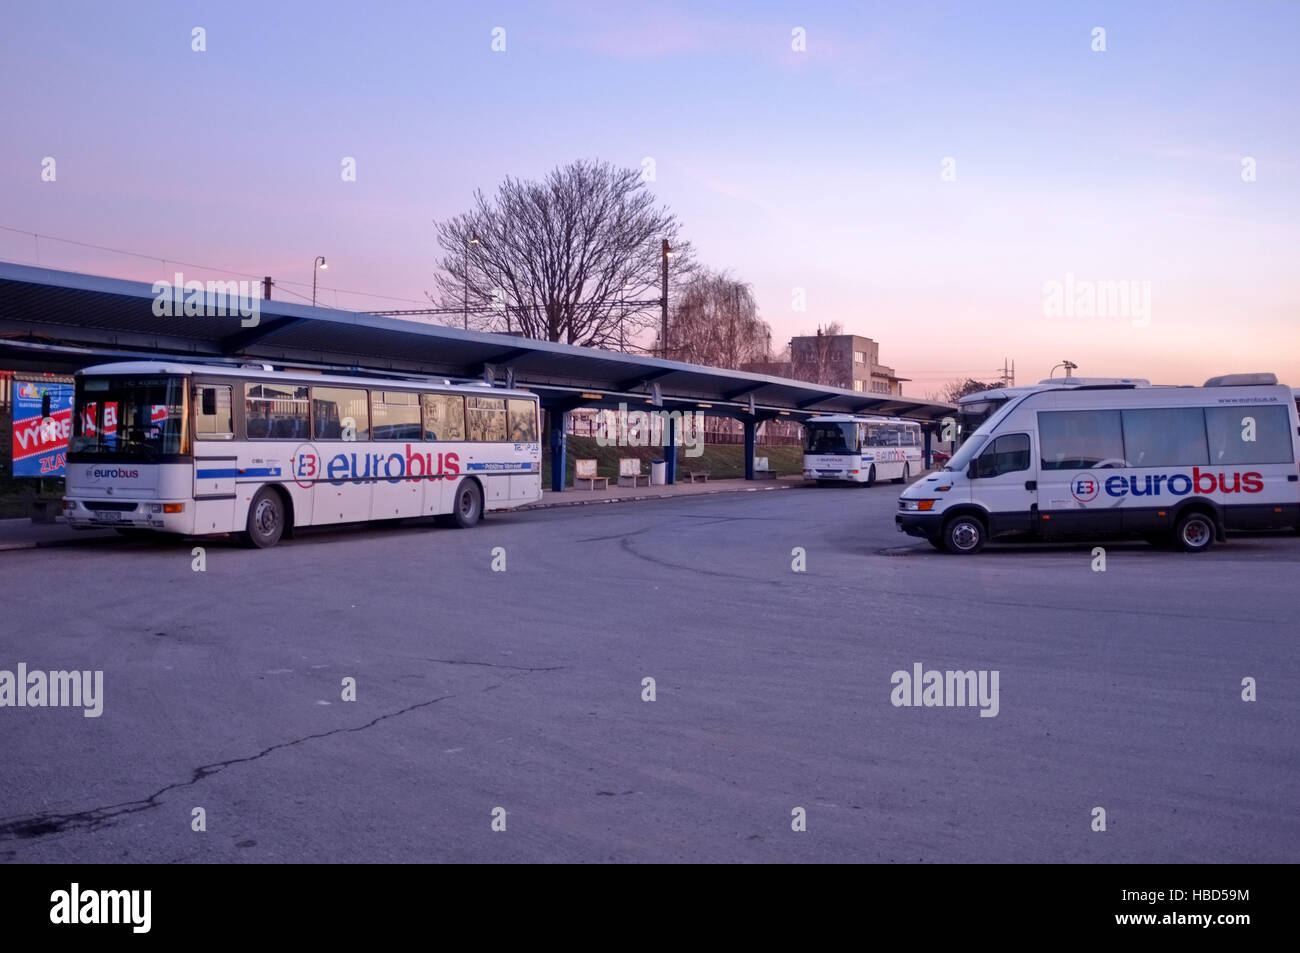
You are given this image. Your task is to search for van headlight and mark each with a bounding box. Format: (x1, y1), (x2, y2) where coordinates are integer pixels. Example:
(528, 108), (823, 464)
(899, 499), (935, 511)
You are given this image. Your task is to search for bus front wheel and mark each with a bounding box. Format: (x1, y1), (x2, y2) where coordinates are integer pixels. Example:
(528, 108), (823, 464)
(942, 514), (986, 554)
(243, 487), (285, 549)
(865, 465), (876, 487)
(451, 480), (483, 528)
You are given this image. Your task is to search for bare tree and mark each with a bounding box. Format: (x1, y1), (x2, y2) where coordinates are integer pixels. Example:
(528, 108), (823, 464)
(942, 378), (999, 403)
(657, 270), (772, 368)
(430, 159), (692, 347)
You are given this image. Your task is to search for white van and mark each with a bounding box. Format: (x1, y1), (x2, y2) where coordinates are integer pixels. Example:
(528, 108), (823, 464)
(897, 374), (1300, 553)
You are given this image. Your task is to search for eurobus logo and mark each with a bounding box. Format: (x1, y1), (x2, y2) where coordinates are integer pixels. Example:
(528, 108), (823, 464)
(292, 444), (461, 487)
(1070, 474), (1100, 502)
(1101, 467), (1264, 498)
(90, 468), (140, 479)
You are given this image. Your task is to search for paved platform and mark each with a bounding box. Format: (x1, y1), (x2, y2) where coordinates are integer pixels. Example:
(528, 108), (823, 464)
(0, 475), (822, 550)
(528, 474), (804, 509)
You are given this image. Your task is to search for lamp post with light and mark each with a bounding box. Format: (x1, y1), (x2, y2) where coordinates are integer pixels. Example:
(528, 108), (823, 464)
(312, 256), (328, 306)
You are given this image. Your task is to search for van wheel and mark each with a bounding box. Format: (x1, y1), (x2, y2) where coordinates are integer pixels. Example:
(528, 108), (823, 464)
(893, 463), (910, 485)
(865, 465), (876, 487)
(1174, 511), (1215, 553)
(243, 488), (285, 548)
(451, 480), (483, 528)
(942, 514), (986, 554)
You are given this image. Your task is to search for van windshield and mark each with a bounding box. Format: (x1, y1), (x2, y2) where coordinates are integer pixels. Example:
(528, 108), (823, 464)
(944, 434), (987, 472)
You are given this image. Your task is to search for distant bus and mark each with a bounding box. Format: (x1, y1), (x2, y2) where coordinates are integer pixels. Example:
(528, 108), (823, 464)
(803, 415), (923, 485)
(63, 361), (542, 548)
(898, 373), (1300, 553)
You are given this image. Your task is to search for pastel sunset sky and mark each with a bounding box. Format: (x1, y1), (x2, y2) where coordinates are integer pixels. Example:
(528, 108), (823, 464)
(2, 0), (1297, 396)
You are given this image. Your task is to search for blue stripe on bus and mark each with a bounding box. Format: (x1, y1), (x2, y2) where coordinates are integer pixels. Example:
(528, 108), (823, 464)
(196, 467), (282, 479)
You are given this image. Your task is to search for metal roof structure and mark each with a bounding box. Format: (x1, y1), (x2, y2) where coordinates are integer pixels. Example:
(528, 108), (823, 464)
(0, 262), (954, 424)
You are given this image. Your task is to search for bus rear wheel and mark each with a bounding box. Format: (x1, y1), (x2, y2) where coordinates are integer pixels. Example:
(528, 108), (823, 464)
(243, 487), (285, 549)
(1174, 511), (1215, 553)
(893, 463), (910, 485)
(451, 480), (483, 528)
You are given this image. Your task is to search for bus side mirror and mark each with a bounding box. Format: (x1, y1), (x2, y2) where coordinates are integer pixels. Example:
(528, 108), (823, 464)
(201, 388), (217, 416)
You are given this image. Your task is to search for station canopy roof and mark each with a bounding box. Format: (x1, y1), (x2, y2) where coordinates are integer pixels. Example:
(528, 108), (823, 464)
(0, 262), (954, 422)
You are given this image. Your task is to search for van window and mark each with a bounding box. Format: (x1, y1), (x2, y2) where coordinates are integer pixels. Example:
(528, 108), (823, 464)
(1039, 410), (1125, 469)
(976, 433), (1030, 478)
(1121, 408), (1208, 467)
(1205, 405), (1293, 464)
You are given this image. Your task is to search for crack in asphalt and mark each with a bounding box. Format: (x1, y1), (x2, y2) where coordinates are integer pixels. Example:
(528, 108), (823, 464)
(0, 666), (559, 843)
(421, 658), (568, 672)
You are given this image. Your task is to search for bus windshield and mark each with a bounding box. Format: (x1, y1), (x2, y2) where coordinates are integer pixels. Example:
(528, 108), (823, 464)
(70, 376), (189, 460)
(805, 422), (859, 454)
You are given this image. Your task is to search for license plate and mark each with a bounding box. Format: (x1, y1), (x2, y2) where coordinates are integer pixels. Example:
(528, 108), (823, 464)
(95, 511), (122, 522)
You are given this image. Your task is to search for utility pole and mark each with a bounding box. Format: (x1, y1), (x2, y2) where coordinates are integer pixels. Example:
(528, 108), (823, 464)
(660, 239), (671, 359)
(999, 357), (1016, 387)
(262, 276), (273, 300)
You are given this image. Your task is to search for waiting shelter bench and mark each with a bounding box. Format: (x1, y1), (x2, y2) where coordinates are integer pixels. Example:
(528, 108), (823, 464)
(618, 458), (650, 487)
(574, 459), (608, 490)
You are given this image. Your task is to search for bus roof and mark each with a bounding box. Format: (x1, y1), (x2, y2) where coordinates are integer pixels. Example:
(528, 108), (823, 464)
(805, 414), (920, 425)
(958, 377), (1152, 406)
(75, 360), (537, 399)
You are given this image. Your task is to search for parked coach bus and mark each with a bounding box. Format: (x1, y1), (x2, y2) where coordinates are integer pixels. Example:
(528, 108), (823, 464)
(897, 373), (1300, 554)
(63, 362), (542, 548)
(803, 415), (923, 485)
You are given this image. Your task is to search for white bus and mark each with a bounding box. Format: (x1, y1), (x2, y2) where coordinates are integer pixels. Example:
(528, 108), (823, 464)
(62, 361), (542, 547)
(898, 373), (1300, 553)
(803, 415), (923, 485)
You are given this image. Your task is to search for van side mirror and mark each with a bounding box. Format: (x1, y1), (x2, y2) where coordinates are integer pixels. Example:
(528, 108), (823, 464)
(42, 393), (51, 418)
(966, 461), (977, 480)
(200, 388), (217, 416)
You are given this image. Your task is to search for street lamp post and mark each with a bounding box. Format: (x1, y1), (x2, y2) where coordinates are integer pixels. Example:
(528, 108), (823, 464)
(1049, 360), (1078, 379)
(660, 239), (673, 359)
(312, 256), (327, 306)
(463, 236), (479, 330)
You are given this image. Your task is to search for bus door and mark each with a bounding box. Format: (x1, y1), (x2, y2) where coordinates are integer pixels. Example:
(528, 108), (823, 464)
(969, 432), (1035, 535)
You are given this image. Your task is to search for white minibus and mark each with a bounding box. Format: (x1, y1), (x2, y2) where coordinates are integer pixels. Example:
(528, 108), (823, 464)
(897, 374), (1300, 553)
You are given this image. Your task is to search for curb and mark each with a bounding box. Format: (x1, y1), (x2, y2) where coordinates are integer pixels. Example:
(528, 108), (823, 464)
(519, 480), (799, 511)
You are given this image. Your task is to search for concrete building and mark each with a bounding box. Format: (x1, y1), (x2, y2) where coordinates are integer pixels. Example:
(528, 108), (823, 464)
(743, 331), (908, 396)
